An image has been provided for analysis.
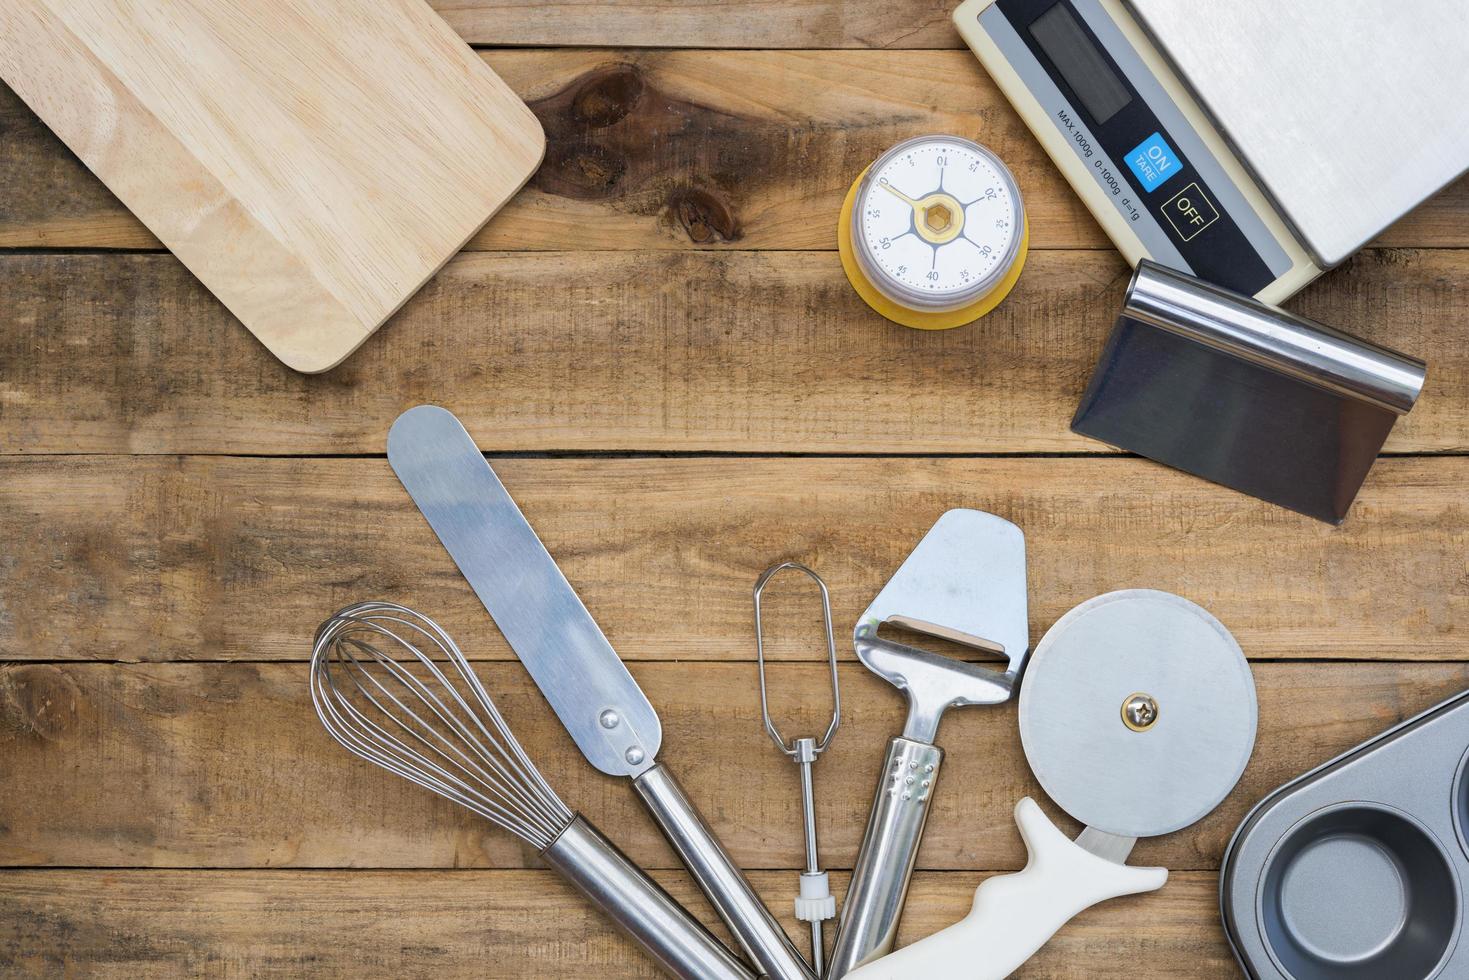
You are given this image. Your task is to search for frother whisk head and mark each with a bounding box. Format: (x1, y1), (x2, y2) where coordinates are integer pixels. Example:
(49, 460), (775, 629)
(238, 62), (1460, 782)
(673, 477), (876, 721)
(310, 601), (572, 848)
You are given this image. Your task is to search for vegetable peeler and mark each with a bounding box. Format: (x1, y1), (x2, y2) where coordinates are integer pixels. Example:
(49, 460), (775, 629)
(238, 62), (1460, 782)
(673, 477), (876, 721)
(826, 509), (1029, 977)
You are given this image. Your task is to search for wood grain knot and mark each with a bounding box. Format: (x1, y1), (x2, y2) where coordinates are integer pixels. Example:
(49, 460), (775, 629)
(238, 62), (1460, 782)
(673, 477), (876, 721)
(528, 62), (754, 242)
(568, 64), (645, 128)
(0, 665), (81, 742)
(668, 187), (739, 243)
(537, 144), (630, 199)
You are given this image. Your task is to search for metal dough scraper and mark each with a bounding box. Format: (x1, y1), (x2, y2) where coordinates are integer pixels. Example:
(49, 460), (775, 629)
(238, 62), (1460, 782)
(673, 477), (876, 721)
(1072, 261), (1426, 524)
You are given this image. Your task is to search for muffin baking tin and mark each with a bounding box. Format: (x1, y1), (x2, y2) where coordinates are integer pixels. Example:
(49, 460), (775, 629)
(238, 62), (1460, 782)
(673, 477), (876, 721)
(1222, 688), (1469, 979)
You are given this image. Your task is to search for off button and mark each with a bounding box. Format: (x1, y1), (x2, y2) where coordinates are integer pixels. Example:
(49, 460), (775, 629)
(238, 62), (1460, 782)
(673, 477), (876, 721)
(1160, 182), (1219, 241)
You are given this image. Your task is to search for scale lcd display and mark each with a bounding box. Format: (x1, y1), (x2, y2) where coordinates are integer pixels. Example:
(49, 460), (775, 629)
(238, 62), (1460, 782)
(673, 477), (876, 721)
(1028, 3), (1132, 124)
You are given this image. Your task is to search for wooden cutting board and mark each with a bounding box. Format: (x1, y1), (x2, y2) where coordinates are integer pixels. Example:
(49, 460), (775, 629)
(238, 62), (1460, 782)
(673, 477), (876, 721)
(0, 0), (544, 372)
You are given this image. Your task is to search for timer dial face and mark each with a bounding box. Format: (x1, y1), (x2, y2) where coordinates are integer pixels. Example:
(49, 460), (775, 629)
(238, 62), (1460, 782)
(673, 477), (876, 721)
(853, 136), (1024, 311)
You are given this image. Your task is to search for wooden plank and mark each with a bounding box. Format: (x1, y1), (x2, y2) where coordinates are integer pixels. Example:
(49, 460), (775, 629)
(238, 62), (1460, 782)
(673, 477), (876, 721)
(3, 249), (1466, 455)
(432, 0), (966, 49)
(0, 52), (1094, 252)
(6, 54), (1468, 252)
(3, 456), (1467, 665)
(0, 868), (1235, 978)
(3, 661), (1466, 871)
(0, 81), (158, 249)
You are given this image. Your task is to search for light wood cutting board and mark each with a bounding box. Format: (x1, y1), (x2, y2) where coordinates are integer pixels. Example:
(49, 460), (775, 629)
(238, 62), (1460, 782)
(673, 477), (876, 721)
(0, 0), (544, 372)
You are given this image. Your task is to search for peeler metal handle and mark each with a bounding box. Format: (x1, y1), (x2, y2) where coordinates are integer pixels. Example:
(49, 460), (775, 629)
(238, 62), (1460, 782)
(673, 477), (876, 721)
(634, 763), (818, 980)
(826, 736), (945, 978)
(542, 815), (757, 980)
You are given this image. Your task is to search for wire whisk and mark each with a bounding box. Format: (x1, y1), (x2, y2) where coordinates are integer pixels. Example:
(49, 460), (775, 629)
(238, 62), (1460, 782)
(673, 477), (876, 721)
(309, 601), (753, 980)
(311, 600), (571, 847)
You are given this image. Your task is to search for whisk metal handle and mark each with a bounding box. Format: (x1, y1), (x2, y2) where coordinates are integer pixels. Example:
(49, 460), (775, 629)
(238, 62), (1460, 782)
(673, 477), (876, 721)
(543, 815), (756, 980)
(635, 764), (818, 980)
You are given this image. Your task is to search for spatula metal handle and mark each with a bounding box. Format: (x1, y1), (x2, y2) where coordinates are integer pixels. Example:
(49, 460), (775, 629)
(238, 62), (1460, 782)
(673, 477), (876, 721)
(634, 764), (817, 980)
(542, 815), (756, 980)
(827, 736), (944, 978)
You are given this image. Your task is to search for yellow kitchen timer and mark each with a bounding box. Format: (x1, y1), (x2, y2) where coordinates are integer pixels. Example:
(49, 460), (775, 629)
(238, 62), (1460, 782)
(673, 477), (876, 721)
(838, 134), (1028, 330)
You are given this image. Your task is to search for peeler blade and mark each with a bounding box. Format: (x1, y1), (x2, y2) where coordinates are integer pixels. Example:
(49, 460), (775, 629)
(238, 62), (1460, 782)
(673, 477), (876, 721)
(853, 509), (1029, 745)
(856, 509), (1029, 675)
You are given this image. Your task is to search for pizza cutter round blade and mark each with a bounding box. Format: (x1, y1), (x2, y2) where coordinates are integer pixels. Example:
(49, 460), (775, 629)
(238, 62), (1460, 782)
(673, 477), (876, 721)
(1019, 588), (1258, 840)
(842, 589), (1257, 980)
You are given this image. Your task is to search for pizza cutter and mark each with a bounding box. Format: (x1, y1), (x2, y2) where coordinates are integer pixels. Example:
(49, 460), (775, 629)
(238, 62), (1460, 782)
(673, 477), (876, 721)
(845, 589), (1257, 980)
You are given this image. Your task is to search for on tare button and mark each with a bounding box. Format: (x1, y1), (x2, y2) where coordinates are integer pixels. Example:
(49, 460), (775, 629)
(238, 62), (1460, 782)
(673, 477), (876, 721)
(1125, 132), (1181, 192)
(1160, 182), (1219, 241)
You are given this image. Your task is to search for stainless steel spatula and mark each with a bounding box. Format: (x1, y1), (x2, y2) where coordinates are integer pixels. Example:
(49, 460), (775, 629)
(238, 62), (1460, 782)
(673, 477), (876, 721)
(387, 405), (814, 980)
(846, 589), (1257, 980)
(827, 510), (1029, 977)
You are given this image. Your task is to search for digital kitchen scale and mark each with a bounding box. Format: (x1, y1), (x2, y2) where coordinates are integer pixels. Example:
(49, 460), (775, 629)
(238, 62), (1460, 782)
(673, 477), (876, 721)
(955, 0), (1469, 303)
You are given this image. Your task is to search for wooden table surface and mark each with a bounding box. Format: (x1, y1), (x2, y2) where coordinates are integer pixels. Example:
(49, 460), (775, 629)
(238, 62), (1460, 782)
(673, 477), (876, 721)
(4, 4), (1469, 977)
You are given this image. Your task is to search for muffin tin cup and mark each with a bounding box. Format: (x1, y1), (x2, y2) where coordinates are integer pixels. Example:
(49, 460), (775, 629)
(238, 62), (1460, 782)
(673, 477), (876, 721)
(1223, 690), (1469, 979)
(1257, 802), (1458, 979)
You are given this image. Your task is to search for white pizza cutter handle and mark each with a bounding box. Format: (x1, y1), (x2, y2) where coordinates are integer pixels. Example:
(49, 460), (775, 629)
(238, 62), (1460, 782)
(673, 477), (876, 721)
(844, 797), (1167, 980)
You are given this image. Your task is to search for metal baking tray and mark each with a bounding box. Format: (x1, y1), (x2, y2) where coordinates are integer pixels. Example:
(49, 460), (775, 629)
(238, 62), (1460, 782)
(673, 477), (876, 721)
(1221, 689), (1469, 978)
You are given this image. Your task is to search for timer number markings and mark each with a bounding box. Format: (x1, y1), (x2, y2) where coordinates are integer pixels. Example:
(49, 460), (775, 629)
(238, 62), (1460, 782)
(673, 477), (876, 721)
(859, 144), (1018, 297)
